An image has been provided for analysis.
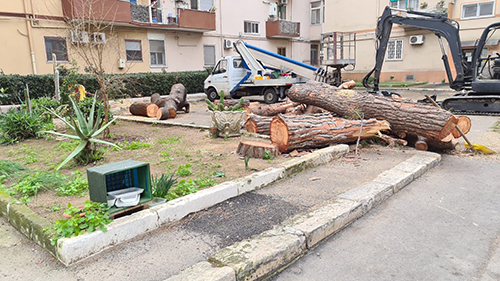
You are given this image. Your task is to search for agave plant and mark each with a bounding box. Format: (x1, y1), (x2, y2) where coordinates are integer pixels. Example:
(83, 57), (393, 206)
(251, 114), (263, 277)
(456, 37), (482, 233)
(43, 95), (120, 171)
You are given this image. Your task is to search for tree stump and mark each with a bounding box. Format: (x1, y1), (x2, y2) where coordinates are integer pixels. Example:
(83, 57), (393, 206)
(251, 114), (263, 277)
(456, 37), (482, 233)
(245, 114), (273, 135)
(270, 113), (391, 152)
(288, 80), (459, 141)
(129, 102), (159, 118)
(237, 141), (280, 158)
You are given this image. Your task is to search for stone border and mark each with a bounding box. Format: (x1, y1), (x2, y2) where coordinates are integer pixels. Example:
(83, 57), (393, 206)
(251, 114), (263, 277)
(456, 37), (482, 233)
(167, 151), (441, 281)
(0, 144), (348, 266)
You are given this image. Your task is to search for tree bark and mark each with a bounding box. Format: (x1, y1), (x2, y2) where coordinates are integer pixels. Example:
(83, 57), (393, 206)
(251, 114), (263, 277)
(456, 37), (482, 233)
(288, 80), (459, 141)
(151, 93), (161, 104)
(237, 141), (280, 158)
(270, 113), (391, 152)
(245, 114), (273, 135)
(247, 102), (298, 116)
(129, 102), (159, 118)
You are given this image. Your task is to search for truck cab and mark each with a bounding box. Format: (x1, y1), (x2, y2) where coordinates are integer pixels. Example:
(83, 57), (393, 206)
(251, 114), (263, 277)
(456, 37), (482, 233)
(204, 56), (247, 101)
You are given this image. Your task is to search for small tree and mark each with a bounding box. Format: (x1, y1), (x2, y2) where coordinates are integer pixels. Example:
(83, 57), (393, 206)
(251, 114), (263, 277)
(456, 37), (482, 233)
(63, 0), (129, 138)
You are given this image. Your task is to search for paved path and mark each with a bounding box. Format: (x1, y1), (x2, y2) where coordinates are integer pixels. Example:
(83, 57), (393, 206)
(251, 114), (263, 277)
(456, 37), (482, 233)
(271, 155), (500, 281)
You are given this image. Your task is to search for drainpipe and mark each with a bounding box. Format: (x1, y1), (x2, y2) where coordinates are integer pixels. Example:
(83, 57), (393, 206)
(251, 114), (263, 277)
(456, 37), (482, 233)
(219, 0), (224, 57)
(23, 0), (37, 74)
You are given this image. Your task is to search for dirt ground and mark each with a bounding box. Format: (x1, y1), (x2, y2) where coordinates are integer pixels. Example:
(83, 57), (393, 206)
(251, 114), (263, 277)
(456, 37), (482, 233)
(0, 120), (287, 223)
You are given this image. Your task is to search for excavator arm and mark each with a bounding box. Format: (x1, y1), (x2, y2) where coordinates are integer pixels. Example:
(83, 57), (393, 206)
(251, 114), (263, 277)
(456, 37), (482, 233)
(363, 6), (469, 92)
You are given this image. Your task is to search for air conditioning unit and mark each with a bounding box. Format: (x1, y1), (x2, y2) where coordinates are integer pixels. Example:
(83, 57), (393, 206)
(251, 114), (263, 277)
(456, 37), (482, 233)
(91, 32), (106, 44)
(224, 39), (233, 49)
(278, 0), (288, 5)
(69, 30), (89, 44)
(409, 35), (424, 45)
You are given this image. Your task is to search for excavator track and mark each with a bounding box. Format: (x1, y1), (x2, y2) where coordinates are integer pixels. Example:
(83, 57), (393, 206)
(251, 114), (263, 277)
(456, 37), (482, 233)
(441, 95), (500, 115)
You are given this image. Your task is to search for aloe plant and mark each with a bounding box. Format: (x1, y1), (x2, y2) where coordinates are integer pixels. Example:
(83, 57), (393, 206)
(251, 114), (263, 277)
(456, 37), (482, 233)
(43, 95), (120, 171)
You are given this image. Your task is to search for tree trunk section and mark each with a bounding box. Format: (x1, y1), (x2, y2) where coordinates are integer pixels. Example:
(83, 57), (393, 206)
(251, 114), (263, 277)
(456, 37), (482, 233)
(237, 141), (280, 158)
(156, 105), (177, 120)
(129, 102), (159, 118)
(270, 113), (391, 152)
(247, 102), (298, 116)
(288, 81), (459, 141)
(245, 114), (273, 135)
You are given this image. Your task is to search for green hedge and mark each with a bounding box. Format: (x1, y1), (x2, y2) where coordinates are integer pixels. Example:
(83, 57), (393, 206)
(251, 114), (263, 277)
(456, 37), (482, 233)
(0, 71), (208, 105)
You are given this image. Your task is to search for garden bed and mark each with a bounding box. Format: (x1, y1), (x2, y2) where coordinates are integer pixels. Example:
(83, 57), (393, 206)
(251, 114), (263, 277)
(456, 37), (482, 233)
(0, 120), (286, 224)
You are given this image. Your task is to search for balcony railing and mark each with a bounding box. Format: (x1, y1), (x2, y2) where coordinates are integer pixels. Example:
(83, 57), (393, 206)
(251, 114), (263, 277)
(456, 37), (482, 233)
(266, 20), (300, 38)
(62, 0), (215, 32)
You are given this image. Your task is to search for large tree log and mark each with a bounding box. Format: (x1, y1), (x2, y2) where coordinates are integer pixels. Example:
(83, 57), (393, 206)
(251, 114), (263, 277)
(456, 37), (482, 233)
(129, 102), (159, 118)
(237, 141), (280, 158)
(288, 81), (458, 141)
(245, 114), (273, 135)
(270, 113), (391, 152)
(247, 102), (298, 116)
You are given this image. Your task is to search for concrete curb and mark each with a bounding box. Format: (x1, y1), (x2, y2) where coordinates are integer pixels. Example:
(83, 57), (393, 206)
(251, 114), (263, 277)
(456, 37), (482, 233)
(168, 151), (441, 281)
(0, 144), (348, 266)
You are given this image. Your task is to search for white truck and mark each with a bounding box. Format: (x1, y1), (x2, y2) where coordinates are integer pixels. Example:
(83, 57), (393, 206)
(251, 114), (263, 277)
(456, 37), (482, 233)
(204, 40), (331, 104)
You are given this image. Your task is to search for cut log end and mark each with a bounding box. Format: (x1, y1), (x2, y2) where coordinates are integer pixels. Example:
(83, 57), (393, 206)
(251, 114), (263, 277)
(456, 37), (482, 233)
(237, 141), (280, 159)
(156, 107), (177, 120)
(270, 117), (289, 152)
(452, 116), (472, 138)
(146, 103), (159, 118)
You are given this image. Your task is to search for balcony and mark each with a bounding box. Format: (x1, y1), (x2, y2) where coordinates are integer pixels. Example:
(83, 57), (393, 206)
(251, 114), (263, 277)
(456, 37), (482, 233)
(62, 0), (215, 32)
(266, 20), (300, 38)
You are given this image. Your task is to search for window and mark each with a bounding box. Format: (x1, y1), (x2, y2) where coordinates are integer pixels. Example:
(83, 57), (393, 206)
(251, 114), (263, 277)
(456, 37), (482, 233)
(45, 37), (68, 61)
(190, 0), (198, 10)
(463, 48), (489, 62)
(125, 40), (142, 61)
(200, 0), (213, 11)
(408, 0), (418, 10)
(233, 58), (244, 68)
(386, 39), (403, 60)
(244, 21), (259, 34)
(149, 39), (166, 66)
(203, 45), (216, 67)
(212, 59), (227, 74)
(310, 1), (322, 25)
(462, 1), (494, 19)
(389, 0), (406, 9)
(277, 47), (286, 57)
(278, 5), (286, 20)
(310, 44), (319, 66)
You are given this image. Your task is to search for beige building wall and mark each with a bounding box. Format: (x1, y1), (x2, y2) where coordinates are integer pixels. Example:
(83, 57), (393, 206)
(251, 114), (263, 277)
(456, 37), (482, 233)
(1, 0), (322, 76)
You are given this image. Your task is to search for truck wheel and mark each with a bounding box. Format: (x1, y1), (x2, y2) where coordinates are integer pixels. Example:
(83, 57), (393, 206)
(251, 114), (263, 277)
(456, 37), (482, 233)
(263, 88), (278, 104)
(207, 88), (219, 102)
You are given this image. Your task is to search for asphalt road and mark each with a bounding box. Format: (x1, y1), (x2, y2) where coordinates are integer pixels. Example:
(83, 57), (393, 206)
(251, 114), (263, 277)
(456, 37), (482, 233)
(271, 154), (500, 281)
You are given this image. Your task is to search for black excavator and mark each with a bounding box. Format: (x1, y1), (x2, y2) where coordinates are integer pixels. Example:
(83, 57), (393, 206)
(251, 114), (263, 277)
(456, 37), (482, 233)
(363, 6), (500, 114)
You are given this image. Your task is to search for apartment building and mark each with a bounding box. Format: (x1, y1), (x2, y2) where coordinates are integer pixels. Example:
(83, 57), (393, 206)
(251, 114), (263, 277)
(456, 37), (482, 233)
(326, 0), (500, 83)
(0, 0), (325, 76)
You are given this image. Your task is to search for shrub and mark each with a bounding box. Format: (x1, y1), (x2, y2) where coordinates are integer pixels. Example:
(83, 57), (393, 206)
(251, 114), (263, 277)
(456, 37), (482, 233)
(0, 108), (45, 144)
(0, 71), (209, 104)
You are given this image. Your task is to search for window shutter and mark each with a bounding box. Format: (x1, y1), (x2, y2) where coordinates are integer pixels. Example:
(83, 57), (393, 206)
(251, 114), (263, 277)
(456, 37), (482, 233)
(204, 45), (216, 66)
(150, 40), (164, 52)
(125, 40), (141, 51)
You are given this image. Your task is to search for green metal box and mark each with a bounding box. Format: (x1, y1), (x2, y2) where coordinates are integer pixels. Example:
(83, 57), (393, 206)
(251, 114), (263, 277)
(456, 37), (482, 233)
(87, 160), (152, 214)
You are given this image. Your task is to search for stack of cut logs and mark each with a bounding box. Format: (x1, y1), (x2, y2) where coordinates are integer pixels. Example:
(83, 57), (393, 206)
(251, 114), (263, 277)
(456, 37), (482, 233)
(237, 80), (471, 158)
(129, 83), (190, 120)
